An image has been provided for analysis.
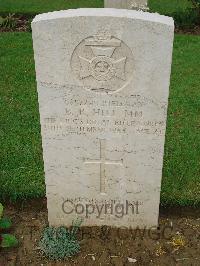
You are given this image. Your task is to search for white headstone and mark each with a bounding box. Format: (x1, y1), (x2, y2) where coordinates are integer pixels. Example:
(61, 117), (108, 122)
(32, 9), (174, 228)
(105, 0), (149, 10)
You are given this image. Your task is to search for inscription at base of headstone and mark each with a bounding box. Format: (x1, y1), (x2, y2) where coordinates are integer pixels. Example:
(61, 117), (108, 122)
(104, 0), (149, 10)
(32, 9), (174, 228)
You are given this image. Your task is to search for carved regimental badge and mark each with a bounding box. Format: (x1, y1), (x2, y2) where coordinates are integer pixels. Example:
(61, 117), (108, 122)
(71, 31), (134, 93)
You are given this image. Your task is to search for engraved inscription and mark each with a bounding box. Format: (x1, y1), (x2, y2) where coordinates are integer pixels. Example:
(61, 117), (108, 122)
(71, 31), (134, 93)
(84, 139), (123, 194)
(40, 83), (166, 137)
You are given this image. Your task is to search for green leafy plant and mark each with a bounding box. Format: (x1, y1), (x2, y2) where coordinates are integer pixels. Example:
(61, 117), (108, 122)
(0, 13), (16, 29)
(0, 16), (4, 27)
(171, 8), (199, 28)
(166, 0), (200, 29)
(27, 18), (33, 32)
(189, 0), (200, 24)
(39, 218), (82, 260)
(190, 0), (200, 9)
(0, 203), (18, 248)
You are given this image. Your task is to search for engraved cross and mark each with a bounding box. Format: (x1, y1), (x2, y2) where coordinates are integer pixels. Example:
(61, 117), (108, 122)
(84, 139), (123, 194)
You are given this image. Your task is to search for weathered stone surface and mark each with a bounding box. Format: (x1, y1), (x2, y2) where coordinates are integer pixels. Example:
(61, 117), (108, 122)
(32, 9), (174, 228)
(104, 0), (149, 10)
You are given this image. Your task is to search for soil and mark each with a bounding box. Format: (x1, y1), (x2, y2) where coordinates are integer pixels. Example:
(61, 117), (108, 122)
(175, 26), (200, 35)
(0, 199), (200, 266)
(0, 15), (32, 32)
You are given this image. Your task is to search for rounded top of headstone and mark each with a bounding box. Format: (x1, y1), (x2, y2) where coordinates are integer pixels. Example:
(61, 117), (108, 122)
(32, 8), (174, 27)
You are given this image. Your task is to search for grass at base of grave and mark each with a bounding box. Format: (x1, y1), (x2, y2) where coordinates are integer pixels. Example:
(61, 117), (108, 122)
(0, 0), (192, 15)
(0, 32), (44, 201)
(162, 34), (200, 206)
(0, 32), (200, 206)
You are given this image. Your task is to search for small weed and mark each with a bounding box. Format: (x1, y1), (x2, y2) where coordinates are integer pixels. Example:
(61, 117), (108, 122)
(0, 13), (16, 30)
(0, 203), (18, 248)
(39, 219), (82, 260)
(170, 234), (186, 249)
(155, 245), (166, 257)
